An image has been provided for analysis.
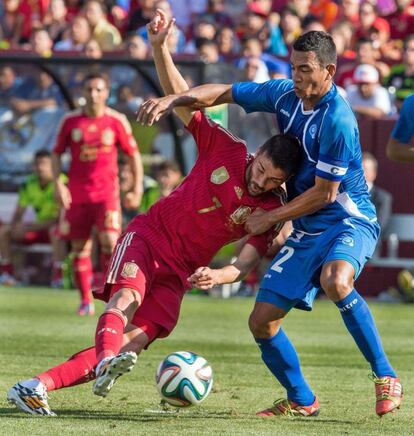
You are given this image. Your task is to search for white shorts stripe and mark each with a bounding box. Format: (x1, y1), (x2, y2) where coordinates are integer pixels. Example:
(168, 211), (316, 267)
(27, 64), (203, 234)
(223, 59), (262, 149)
(107, 232), (135, 283)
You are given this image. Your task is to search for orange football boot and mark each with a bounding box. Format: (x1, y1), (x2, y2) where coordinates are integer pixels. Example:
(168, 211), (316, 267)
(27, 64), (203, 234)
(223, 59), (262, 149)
(256, 397), (320, 417)
(370, 373), (403, 417)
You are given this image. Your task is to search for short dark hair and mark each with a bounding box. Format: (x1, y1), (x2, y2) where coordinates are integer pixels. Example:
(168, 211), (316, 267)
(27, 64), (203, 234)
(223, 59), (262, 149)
(258, 134), (302, 177)
(34, 149), (51, 160)
(293, 31), (337, 66)
(83, 72), (110, 89)
(155, 160), (182, 174)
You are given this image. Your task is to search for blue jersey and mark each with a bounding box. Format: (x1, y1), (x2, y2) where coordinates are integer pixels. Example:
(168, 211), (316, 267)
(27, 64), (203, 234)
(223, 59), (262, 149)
(391, 93), (414, 144)
(232, 79), (377, 234)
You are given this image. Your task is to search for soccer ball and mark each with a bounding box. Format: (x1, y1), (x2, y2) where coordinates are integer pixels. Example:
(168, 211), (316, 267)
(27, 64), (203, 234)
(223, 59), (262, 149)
(156, 351), (213, 407)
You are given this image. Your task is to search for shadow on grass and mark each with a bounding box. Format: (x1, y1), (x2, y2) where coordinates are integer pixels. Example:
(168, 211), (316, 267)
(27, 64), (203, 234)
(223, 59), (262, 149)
(0, 406), (356, 425)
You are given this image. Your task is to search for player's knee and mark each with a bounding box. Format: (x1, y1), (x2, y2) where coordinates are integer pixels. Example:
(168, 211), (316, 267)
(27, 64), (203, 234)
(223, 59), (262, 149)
(106, 288), (141, 320)
(248, 313), (277, 338)
(321, 271), (353, 300)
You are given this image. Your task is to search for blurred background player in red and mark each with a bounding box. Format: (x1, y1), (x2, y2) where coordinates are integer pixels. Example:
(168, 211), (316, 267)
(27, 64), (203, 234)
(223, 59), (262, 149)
(52, 73), (143, 316)
(0, 150), (65, 286)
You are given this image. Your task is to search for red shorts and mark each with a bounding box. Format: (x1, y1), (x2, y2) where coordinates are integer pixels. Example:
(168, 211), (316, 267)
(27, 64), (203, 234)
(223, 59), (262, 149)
(93, 232), (188, 344)
(16, 229), (50, 244)
(59, 199), (121, 240)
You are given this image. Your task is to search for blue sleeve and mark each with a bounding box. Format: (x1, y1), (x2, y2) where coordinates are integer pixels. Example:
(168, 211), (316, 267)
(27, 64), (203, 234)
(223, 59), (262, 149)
(317, 113), (356, 182)
(391, 95), (414, 144)
(232, 79), (293, 114)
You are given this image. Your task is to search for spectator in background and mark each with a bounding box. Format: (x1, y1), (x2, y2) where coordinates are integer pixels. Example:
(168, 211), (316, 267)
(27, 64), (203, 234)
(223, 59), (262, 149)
(385, 35), (414, 109)
(139, 160), (183, 213)
(43, 0), (68, 44)
(301, 16), (327, 33)
(346, 64), (393, 118)
(0, 150), (65, 287)
(197, 38), (220, 63)
(356, 1), (390, 53)
(0, 0), (24, 47)
(113, 84), (143, 117)
(0, 66), (24, 108)
(336, 38), (390, 88)
(362, 152), (392, 231)
(238, 37), (290, 79)
(52, 73), (143, 316)
(9, 71), (63, 115)
(84, 38), (103, 58)
(19, 0), (50, 42)
(279, 6), (302, 47)
(84, 0), (122, 51)
(215, 26), (240, 61)
(30, 27), (53, 57)
(126, 0), (155, 34)
(309, 0), (338, 29)
(385, 0), (414, 42)
(242, 56), (271, 82)
(205, 0), (233, 28)
(184, 14), (217, 54)
(65, 0), (84, 22)
(54, 15), (92, 52)
(242, 1), (288, 57)
(169, 0), (207, 33)
(331, 21), (356, 60)
(288, 0), (313, 25)
(336, 0), (360, 27)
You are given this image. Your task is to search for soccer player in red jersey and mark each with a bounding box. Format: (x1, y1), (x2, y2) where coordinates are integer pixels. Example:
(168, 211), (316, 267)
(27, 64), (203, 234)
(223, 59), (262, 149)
(52, 73), (143, 316)
(7, 11), (302, 416)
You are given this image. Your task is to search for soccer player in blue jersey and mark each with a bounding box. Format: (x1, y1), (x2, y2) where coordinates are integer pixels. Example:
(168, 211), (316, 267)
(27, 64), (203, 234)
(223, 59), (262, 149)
(137, 30), (402, 418)
(387, 93), (414, 162)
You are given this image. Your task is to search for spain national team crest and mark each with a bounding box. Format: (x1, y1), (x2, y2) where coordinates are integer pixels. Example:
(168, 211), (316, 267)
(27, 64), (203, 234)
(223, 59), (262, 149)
(121, 262), (139, 279)
(101, 128), (115, 146)
(230, 206), (252, 225)
(211, 166), (229, 184)
(71, 128), (82, 142)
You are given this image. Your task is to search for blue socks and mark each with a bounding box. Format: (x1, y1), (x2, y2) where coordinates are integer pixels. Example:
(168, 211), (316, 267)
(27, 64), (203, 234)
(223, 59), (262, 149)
(336, 289), (396, 377)
(256, 329), (315, 405)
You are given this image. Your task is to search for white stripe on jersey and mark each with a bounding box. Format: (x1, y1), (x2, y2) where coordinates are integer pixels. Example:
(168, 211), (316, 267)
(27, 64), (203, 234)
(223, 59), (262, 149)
(316, 160), (348, 176)
(336, 192), (371, 221)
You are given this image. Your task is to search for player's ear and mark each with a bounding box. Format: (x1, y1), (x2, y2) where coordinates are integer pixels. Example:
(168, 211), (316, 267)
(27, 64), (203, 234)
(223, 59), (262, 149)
(325, 64), (336, 81)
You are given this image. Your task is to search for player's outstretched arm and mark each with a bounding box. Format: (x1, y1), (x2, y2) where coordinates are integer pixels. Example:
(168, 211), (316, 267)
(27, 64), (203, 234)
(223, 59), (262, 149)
(147, 9), (194, 126)
(188, 244), (261, 290)
(387, 137), (414, 162)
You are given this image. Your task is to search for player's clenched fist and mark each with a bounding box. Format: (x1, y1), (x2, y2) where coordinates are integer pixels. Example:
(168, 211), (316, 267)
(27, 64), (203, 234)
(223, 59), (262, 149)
(188, 266), (221, 290)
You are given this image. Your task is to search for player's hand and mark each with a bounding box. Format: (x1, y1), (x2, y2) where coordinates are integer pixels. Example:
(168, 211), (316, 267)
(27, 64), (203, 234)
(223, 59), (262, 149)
(123, 191), (142, 210)
(245, 208), (273, 235)
(55, 182), (72, 210)
(147, 9), (175, 47)
(188, 267), (220, 290)
(136, 95), (176, 126)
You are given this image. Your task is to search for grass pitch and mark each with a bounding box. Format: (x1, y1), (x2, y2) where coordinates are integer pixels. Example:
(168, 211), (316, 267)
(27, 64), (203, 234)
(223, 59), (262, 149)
(0, 286), (413, 435)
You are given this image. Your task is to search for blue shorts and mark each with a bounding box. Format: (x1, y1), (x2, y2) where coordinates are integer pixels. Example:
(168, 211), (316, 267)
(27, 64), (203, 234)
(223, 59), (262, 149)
(257, 218), (380, 313)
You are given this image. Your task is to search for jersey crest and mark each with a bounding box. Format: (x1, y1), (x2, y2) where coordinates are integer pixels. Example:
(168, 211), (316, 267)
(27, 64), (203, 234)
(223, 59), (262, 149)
(230, 205), (252, 225)
(121, 262), (139, 278)
(211, 166), (229, 184)
(71, 128), (82, 142)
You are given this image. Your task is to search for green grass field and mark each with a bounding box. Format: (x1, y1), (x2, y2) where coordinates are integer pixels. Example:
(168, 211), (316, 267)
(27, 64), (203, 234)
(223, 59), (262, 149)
(0, 286), (413, 435)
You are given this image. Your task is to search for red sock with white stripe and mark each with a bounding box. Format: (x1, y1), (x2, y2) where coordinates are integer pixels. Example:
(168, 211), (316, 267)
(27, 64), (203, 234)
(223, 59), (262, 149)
(73, 255), (92, 304)
(36, 347), (97, 391)
(95, 311), (125, 363)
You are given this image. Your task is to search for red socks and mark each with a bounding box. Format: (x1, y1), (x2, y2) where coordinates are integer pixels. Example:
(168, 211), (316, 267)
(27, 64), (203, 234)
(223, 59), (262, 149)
(73, 255), (92, 304)
(36, 347), (97, 391)
(95, 311), (125, 363)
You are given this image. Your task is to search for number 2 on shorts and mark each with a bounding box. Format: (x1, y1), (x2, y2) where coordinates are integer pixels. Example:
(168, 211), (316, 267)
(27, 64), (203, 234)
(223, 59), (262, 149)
(270, 246), (295, 273)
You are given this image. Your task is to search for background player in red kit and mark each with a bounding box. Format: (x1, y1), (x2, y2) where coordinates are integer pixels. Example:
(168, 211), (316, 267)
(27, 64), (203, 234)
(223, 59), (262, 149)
(52, 73), (144, 316)
(7, 11), (302, 416)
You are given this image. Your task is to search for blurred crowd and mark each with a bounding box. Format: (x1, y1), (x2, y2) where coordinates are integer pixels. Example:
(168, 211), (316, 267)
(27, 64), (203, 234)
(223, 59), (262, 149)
(0, 0), (414, 117)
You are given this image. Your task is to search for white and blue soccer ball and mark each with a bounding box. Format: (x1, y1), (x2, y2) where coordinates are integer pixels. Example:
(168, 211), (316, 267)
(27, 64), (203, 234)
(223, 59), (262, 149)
(156, 351), (213, 407)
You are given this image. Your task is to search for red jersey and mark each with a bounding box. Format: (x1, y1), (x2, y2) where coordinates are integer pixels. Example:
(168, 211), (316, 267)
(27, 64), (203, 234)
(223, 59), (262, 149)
(127, 111), (285, 278)
(53, 108), (138, 204)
